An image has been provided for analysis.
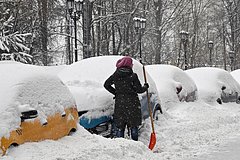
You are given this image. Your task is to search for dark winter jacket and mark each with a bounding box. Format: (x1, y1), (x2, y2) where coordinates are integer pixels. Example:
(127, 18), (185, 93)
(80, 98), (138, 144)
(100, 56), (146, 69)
(104, 67), (147, 129)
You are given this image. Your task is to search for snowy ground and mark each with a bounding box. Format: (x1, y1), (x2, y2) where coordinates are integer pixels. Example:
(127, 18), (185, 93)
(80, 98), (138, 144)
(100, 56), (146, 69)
(1, 100), (240, 160)
(192, 136), (240, 160)
(153, 101), (240, 160)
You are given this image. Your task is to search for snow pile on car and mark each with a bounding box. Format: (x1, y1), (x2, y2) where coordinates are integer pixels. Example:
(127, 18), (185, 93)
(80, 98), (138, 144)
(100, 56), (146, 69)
(58, 56), (160, 115)
(146, 64), (197, 105)
(186, 67), (240, 103)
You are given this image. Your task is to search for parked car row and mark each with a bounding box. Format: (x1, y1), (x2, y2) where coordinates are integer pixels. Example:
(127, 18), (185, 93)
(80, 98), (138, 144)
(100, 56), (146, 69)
(0, 56), (162, 156)
(2, 56), (240, 156)
(146, 64), (240, 105)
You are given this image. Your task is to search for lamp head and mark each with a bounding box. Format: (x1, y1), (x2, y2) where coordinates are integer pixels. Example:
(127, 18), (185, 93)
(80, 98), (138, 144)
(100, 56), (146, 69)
(75, 0), (83, 14)
(180, 30), (189, 41)
(67, 0), (74, 14)
(133, 17), (141, 31)
(208, 41), (214, 49)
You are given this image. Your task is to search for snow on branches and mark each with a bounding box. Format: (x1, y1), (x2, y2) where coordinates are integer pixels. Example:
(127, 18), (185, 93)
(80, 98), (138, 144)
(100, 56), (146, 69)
(0, 6), (32, 64)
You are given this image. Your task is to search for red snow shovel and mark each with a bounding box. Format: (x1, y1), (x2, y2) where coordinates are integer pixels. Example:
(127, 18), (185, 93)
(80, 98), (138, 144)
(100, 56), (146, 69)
(142, 65), (156, 150)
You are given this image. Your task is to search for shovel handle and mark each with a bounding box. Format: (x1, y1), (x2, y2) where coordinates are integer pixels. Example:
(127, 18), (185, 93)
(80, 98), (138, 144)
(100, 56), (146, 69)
(142, 65), (155, 133)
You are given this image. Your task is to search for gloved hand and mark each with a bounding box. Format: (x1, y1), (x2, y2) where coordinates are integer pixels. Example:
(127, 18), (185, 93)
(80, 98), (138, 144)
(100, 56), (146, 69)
(144, 83), (149, 89)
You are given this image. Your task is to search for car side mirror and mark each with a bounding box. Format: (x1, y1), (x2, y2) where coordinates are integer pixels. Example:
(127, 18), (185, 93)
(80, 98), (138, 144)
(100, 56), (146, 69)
(176, 86), (182, 94)
(21, 110), (38, 122)
(216, 98), (222, 104)
(221, 86), (226, 90)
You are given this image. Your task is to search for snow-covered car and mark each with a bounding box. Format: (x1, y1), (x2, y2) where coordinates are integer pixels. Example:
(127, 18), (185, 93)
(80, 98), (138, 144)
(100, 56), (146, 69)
(0, 61), (78, 156)
(58, 56), (161, 137)
(186, 67), (240, 104)
(146, 64), (197, 104)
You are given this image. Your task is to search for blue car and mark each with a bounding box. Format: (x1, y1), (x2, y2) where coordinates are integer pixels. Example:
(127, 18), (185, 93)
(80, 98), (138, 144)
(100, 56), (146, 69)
(78, 94), (162, 138)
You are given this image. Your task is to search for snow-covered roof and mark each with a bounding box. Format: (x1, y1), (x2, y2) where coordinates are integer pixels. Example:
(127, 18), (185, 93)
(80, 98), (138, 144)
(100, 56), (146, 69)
(58, 55), (160, 112)
(0, 61), (75, 138)
(186, 67), (240, 103)
(41, 65), (67, 75)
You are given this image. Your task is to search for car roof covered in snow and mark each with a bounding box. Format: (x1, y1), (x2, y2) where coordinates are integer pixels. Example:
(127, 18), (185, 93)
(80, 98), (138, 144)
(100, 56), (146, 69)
(58, 55), (160, 111)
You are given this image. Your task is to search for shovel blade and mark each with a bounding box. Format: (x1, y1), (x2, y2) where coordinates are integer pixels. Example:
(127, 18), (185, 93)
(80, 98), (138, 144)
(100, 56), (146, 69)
(148, 132), (156, 150)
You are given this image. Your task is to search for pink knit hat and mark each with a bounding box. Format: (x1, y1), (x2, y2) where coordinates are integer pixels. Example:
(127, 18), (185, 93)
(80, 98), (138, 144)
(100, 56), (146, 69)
(116, 56), (133, 68)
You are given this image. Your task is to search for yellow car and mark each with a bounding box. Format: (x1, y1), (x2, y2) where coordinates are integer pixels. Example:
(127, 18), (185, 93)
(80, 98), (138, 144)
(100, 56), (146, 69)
(0, 107), (78, 156)
(0, 61), (79, 156)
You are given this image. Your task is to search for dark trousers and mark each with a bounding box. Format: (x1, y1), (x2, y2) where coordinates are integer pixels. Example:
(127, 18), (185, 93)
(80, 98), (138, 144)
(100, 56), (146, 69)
(116, 126), (138, 141)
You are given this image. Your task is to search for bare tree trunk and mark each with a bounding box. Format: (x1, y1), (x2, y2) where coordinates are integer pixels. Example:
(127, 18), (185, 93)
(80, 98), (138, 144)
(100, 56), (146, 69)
(177, 34), (182, 67)
(65, 6), (72, 64)
(96, 0), (101, 56)
(154, 0), (163, 64)
(29, 0), (35, 64)
(112, 0), (116, 55)
(190, 0), (198, 68)
(237, 0), (240, 69)
(83, 0), (93, 58)
(101, 1), (109, 55)
(223, 23), (227, 70)
(230, 6), (235, 69)
(122, 0), (132, 55)
(92, 20), (96, 57)
(116, 23), (122, 55)
(38, 0), (48, 65)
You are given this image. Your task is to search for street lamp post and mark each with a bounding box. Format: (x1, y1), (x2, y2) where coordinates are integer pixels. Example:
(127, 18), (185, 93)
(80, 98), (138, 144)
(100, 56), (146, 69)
(180, 31), (189, 70)
(208, 41), (214, 66)
(134, 17), (146, 63)
(229, 50), (234, 71)
(67, 0), (83, 62)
